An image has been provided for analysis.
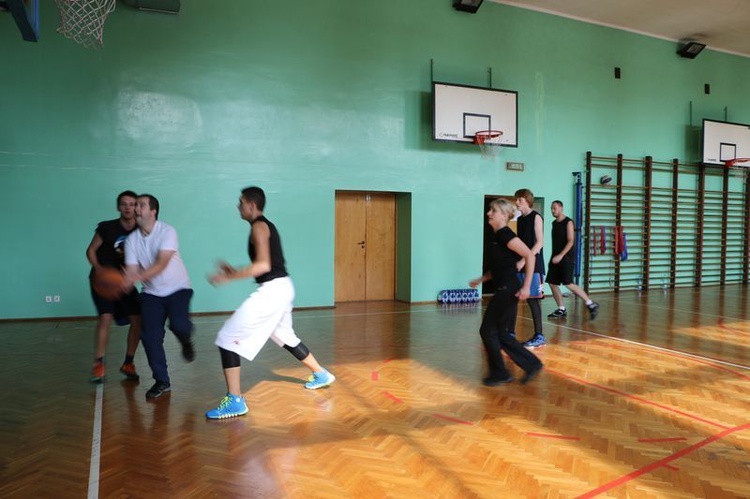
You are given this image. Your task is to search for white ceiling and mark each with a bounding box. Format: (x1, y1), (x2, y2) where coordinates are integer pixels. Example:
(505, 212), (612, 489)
(493, 0), (750, 58)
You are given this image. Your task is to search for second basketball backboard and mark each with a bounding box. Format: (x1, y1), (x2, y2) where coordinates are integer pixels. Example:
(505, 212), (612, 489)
(702, 119), (750, 165)
(433, 82), (518, 147)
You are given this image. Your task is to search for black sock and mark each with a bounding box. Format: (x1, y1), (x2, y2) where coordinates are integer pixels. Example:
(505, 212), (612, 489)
(95, 356), (104, 364)
(124, 355), (134, 364)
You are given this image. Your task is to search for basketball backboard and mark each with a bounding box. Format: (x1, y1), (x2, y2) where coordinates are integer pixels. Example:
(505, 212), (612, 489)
(433, 82), (518, 147)
(702, 119), (750, 165)
(5, 0), (39, 42)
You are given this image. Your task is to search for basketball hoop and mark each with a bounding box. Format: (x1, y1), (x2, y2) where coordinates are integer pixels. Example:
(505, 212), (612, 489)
(724, 158), (750, 180)
(55, 0), (116, 48)
(474, 130), (503, 159)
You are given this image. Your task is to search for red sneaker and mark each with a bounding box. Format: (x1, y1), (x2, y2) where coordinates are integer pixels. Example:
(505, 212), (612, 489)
(119, 363), (140, 381)
(90, 362), (106, 383)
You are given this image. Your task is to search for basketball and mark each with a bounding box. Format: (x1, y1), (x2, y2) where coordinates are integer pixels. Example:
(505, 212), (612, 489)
(93, 268), (125, 301)
(600, 175), (613, 185)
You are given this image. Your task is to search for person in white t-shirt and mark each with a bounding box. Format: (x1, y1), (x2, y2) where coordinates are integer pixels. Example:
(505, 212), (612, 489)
(124, 194), (194, 400)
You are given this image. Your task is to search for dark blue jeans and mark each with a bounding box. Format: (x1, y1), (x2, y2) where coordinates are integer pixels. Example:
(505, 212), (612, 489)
(140, 288), (193, 384)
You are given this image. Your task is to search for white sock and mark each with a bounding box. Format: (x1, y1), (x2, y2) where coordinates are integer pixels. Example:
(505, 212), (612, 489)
(558, 306), (566, 311)
(585, 300), (593, 306)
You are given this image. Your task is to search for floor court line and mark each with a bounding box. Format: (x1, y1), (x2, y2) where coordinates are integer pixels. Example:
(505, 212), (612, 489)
(550, 322), (750, 371)
(87, 383), (103, 499)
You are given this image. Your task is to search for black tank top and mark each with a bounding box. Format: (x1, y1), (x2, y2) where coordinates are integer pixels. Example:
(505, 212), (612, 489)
(248, 216), (289, 284)
(516, 210), (545, 275)
(551, 217), (574, 263)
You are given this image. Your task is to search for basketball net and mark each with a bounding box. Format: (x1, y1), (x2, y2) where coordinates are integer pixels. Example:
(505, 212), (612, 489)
(55, 0), (116, 48)
(474, 130), (503, 159)
(724, 158), (750, 180)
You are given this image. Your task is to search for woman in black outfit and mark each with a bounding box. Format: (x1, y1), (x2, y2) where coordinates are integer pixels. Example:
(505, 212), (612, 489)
(470, 199), (544, 386)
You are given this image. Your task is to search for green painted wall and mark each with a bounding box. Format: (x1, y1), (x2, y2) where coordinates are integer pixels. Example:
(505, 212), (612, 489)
(1, 0), (749, 319)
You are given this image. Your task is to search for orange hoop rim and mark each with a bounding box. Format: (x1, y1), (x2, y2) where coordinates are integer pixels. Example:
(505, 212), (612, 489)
(474, 130), (503, 145)
(725, 158), (750, 167)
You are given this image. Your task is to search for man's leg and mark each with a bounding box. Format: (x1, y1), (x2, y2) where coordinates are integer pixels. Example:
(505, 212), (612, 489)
(205, 348), (248, 419)
(91, 313), (113, 382)
(139, 293), (171, 398)
(166, 289), (195, 362)
(567, 283), (599, 319)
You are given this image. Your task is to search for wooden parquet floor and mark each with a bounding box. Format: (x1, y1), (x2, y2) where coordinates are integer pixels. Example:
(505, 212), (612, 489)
(1, 286), (749, 498)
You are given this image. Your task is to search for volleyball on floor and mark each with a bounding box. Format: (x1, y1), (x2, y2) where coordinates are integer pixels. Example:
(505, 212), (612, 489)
(93, 268), (125, 300)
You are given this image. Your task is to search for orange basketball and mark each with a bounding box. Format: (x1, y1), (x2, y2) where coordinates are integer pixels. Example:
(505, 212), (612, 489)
(93, 268), (126, 301)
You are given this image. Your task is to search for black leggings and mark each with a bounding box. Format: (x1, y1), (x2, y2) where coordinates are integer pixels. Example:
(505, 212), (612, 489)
(507, 297), (543, 335)
(218, 341), (311, 369)
(479, 286), (543, 378)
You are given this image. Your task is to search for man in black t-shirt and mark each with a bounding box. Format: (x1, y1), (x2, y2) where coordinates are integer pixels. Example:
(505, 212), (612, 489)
(86, 191), (142, 383)
(546, 200), (599, 320)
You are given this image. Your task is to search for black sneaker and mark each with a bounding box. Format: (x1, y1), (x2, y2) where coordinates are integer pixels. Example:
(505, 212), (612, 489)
(547, 308), (567, 319)
(521, 364), (543, 385)
(181, 340), (195, 363)
(587, 302), (600, 320)
(482, 375), (514, 386)
(146, 381), (171, 399)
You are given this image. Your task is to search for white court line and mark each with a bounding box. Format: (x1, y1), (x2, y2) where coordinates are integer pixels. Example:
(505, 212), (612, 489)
(594, 294), (750, 323)
(87, 383), (102, 499)
(197, 303), (749, 370)
(551, 322), (750, 371)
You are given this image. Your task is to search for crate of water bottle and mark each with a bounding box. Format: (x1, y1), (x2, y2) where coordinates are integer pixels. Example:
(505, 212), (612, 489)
(437, 288), (480, 304)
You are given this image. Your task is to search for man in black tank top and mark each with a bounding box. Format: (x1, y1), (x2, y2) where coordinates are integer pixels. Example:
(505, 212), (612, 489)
(512, 189), (546, 349)
(546, 200), (599, 320)
(205, 186), (336, 419)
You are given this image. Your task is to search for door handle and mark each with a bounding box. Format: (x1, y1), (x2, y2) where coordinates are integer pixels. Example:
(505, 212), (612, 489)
(358, 240), (365, 248)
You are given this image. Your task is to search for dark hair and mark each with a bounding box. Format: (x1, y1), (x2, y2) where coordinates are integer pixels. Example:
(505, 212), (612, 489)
(514, 188), (534, 206)
(138, 194), (160, 220)
(241, 186), (266, 211)
(552, 200), (563, 208)
(117, 190), (138, 206)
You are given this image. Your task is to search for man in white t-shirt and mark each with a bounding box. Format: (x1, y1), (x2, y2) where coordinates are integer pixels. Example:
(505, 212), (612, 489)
(124, 194), (194, 400)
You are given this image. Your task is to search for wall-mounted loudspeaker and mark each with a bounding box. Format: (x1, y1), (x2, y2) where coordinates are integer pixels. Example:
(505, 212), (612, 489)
(122, 0), (180, 14)
(677, 41), (706, 59)
(453, 0), (483, 14)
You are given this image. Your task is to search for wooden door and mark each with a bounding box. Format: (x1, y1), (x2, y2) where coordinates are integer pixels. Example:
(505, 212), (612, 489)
(335, 191), (396, 302)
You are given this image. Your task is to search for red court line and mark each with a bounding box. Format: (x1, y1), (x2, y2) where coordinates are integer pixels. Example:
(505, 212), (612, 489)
(718, 317), (750, 334)
(526, 432), (581, 441)
(383, 391), (403, 403)
(637, 437), (687, 443)
(549, 369), (730, 430)
(433, 413), (473, 425)
(371, 371), (379, 381)
(577, 423), (750, 498)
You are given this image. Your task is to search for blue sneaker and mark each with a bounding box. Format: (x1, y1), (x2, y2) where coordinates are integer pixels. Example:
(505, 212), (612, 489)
(205, 394), (248, 419)
(305, 369), (336, 390)
(523, 333), (546, 349)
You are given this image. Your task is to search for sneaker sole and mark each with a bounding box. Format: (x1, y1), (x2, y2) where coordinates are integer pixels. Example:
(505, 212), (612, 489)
(119, 370), (140, 381)
(305, 376), (336, 390)
(146, 389), (171, 399)
(206, 408), (249, 420)
(524, 343), (546, 349)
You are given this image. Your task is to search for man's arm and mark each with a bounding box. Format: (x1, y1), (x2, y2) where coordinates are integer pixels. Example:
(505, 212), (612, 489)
(530, 213), (544, 255)
(86, 233), (104, 270)
(210, 221), (272, 285)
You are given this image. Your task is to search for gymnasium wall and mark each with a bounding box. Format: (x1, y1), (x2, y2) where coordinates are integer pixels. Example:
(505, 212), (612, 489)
(1, 0), (749, 319)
